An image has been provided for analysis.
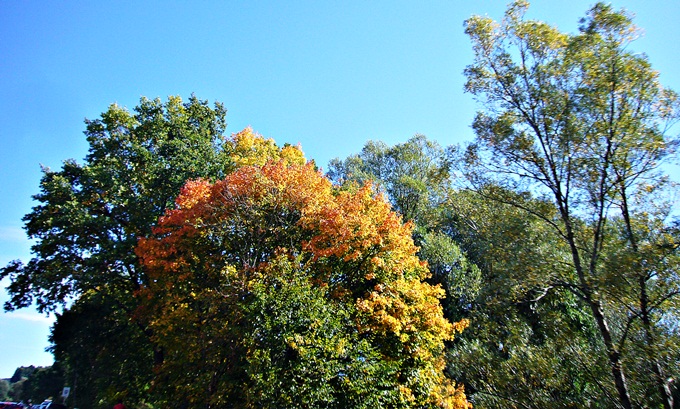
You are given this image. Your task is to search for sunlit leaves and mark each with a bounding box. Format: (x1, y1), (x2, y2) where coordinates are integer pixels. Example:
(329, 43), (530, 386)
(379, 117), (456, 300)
(137, 141), (469, 408)
(1, 95), (235, 409)
(464, 1), (679, 407)
(229, 127), (305, 168)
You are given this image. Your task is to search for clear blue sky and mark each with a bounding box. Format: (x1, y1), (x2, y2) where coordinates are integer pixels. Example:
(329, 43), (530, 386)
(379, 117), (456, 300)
(1, 0), (679, 379)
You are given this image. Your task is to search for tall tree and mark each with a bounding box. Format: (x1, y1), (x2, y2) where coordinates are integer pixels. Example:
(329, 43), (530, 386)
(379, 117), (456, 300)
(464, 2), (679, 407)
(1, 95), (233, 408)
(136, 147), (471, 408)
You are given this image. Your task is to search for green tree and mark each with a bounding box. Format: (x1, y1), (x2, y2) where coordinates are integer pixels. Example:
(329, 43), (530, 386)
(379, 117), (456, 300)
(464, 2), (679, 407)
(19, 365), (66, 405)
(2, 95), (230, 312)
(49, 290), (153, 408)
(328, 135), (481, 323)
(444, 189), (613, 408)
(8, 379), (24, 403)
(0, 379), (9, 401)
(1, 95), (233, 408)
(10, 366), (36, 384)
(600, 212), (680, 406)
(328, 135), (452, 229)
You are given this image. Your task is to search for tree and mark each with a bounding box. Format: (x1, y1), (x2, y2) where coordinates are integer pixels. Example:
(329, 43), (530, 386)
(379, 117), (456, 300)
(7, 380), (24, 403)
(2, 95), (230, 312)
(19, 365), (66, 406)
(328, 135), (481, 323)
(1, 95), (233, 408)
(0, 379), (9, 401)
(49, 289), (153, 408)
(9, 366), (36, 384)
(444, 189), (613, 408)
(136, 147), (471, 408)
(464, 2), (680, 407)
(600, 212), (680, 406)
(328, 135), (452, 229)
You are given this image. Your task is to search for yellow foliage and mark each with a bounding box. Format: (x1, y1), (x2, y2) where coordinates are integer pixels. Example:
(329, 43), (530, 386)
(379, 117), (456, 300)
(228, 127), (306, 167)
(136, 133), (471, 408)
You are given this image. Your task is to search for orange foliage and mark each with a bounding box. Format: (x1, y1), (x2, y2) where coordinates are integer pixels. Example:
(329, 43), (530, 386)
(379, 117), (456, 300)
(303, 182), (426, 283)
(135, 131), (470, 408)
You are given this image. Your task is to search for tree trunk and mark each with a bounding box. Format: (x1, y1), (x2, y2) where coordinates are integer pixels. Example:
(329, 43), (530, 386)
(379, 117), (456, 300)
(622, 191), (674, 409)
(587, 296), (633, 409)
(639, 275), (674, 409)
(563, 218), (633, 409)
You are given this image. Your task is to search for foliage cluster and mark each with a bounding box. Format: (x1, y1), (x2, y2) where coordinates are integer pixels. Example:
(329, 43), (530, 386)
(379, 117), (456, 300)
(2, 97), (469, 408)
(136, 147), (469, 408)
(2, 2), (680, 409)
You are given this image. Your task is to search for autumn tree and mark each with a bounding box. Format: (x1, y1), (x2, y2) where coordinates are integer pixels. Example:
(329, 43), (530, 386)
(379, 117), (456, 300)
(464, 2), (680, 408)
(136, 145), (471, 408)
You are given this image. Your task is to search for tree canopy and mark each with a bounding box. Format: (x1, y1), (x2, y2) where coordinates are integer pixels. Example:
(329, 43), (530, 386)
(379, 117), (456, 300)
(136, 150), (470, 408)
(463, 1), (680, 408)
(2, 2), (679, 409)
(2, 95), (231, 312)
(1, 95), (236, 408)
(2, 95), (471, 409)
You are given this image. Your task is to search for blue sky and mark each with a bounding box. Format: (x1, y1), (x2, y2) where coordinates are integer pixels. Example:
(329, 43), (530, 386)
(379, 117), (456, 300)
(1, 0), (679, 379)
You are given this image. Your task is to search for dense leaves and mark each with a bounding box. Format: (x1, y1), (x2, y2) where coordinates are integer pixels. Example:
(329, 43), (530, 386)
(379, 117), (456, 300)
(2, 2), (679, 408)
(1, 96), (233, 408)
(328, 136), (481, 323)
(2, 95), (230, 312)
(464, 1), (680, 408)
(328, 135), (453, 229)
(136, 153), (470, 408)
(3, 365), (66, 405)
